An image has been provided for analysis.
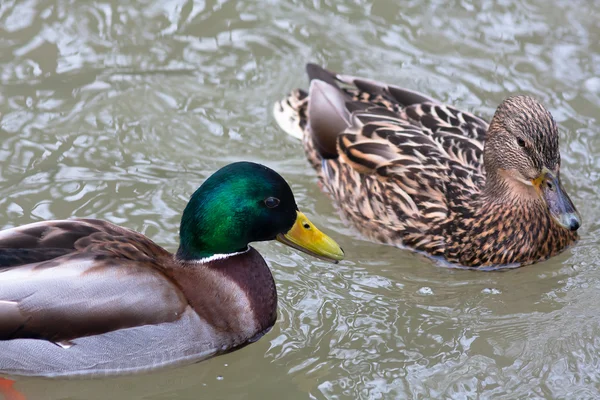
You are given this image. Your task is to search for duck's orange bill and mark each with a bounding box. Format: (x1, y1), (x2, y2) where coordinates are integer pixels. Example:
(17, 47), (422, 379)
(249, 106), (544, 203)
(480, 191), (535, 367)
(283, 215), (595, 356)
(276, 211), (344, 263)
(531, 168), (581, 232)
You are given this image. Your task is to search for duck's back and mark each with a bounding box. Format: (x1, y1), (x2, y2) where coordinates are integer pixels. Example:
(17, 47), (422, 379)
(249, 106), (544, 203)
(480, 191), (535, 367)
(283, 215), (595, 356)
(274, 64), (490, 256)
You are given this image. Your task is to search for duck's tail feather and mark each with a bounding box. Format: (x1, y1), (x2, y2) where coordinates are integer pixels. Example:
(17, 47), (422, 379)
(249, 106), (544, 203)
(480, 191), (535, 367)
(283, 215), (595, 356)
(273, 63), (353, 159)
(273, 63), (344, 142)
(272, 89), (308, 141)
(306, 63), (341, 87)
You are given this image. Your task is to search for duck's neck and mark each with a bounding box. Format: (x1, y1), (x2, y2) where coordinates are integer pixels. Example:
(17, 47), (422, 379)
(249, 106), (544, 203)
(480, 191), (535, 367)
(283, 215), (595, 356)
(169, 247), (277, 342)
(175, 227), (249, 261)
(451, 174), (577, 267)
(483, 170), (538, 205)
(176, 246), (250, 264)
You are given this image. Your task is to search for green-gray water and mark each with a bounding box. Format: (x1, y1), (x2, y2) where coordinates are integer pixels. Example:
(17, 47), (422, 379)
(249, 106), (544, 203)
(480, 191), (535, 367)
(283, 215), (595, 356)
(1, 0), (599, 398)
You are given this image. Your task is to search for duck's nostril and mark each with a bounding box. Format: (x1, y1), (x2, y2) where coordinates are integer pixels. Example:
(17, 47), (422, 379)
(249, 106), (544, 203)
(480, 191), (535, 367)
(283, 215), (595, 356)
(569, 217), (580, 232)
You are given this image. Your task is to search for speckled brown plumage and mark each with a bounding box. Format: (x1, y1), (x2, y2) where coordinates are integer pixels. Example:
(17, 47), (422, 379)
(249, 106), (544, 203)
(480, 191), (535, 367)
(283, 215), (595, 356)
(273, 64), (580, 268)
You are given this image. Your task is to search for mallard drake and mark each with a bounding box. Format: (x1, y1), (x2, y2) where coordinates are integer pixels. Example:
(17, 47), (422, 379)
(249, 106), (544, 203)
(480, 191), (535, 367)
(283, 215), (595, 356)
(0, 161), (344, 377)
(273, 63), (581, 268)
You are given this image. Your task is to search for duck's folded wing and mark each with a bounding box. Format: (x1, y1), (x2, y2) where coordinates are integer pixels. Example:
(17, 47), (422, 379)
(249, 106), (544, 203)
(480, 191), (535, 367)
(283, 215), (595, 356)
(0, 220), (187, 344)
(0, 256), (187, 344)
(339, 105), (486, 176)
(305, 64), (490, 171)
(0, 219), (166, 269)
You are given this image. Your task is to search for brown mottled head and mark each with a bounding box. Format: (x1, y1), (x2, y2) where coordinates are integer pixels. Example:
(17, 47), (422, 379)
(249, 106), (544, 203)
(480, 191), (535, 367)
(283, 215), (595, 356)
(485, 95), (559, 179)
(484, 95), (581, 232)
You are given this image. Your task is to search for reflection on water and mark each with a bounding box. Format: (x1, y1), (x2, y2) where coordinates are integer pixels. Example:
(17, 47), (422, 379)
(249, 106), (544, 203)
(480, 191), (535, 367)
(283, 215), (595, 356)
(1, 0), (599, 398)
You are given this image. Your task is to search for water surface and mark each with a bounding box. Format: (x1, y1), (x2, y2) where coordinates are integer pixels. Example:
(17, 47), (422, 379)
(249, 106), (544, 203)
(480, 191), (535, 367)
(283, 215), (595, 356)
(1, 0), (600, 398)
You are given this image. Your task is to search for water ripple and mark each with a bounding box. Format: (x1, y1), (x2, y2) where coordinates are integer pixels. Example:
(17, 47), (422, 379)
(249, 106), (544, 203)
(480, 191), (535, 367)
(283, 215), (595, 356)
(1, 0), (600, 399)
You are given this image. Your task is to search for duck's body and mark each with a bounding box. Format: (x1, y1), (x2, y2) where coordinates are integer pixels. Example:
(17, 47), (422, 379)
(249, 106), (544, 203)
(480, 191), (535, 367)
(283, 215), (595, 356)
(0, 220), (274, 377)
(274, 64), (580, 268)
(0, 162), (343, 377)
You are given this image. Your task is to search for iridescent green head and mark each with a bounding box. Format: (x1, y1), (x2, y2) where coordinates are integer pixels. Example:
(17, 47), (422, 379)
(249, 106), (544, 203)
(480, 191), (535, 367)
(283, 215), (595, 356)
(176, 162), (344, 262)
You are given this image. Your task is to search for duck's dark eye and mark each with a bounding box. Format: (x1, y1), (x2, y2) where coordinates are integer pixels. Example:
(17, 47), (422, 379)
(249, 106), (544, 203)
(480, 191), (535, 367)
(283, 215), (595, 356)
(264, 197), (280, 208)
(517, 137), (526, 148)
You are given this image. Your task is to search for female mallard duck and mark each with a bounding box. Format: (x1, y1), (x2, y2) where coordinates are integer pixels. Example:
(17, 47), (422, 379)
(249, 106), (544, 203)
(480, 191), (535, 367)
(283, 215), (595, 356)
(0, 161), (343, 377)
(273, 63), (581, 268)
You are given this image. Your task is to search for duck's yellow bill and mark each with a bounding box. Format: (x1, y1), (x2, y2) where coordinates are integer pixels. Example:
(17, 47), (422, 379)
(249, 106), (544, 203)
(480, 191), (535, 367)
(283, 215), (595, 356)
(276, 211), (344, 263)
